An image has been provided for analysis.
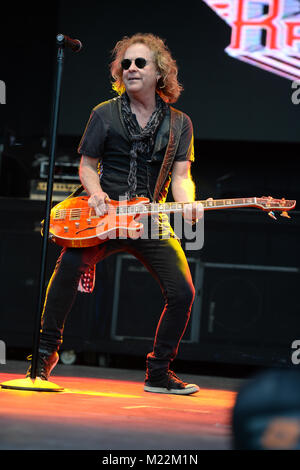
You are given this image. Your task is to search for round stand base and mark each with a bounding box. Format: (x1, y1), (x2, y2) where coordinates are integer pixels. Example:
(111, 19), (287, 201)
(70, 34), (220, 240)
(1, 377), (64, 392)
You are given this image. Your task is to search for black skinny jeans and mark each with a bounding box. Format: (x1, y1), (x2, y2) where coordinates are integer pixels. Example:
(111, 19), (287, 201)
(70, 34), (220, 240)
(40, 236), (195, 375)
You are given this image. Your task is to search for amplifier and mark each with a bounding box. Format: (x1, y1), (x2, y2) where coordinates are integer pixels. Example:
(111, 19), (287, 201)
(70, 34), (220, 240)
(200, 262), (300, 348)
(110, 254), (203, 343)
(39, 161), (80, 180)
(29, 180), (81, 201)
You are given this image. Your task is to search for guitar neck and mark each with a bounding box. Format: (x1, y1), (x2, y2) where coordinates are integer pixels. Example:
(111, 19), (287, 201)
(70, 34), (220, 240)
(117, 198), (259, 217)
(145, 197), (258, 215)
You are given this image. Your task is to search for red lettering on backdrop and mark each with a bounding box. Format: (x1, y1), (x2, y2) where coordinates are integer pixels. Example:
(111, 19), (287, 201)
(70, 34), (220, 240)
(230, 0), (280, 50)
(285, 22), (300, 48)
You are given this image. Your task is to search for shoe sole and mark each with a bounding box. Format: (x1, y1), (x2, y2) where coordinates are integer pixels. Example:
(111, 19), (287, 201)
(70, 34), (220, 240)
(144, 384), (200, 395)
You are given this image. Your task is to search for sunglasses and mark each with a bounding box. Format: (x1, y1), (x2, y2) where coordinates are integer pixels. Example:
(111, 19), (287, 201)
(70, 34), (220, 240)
(121, 57), (150, 70)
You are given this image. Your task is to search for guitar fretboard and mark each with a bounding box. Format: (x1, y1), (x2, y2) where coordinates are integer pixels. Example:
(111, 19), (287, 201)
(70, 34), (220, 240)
(116, 198), (257, 215)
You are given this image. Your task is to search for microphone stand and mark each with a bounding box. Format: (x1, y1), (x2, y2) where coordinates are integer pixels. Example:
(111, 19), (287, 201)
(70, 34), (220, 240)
(1, 37), (74, 391)
(29, 44), (65, 389)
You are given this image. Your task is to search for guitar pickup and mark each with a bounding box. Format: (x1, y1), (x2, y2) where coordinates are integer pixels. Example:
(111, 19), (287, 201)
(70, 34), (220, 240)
(53, 209), (67, 220)
(69, 209), (81, 220)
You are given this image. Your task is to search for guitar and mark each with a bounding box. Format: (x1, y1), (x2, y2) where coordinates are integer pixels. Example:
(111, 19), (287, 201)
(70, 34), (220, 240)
(46, 195), (296, 249)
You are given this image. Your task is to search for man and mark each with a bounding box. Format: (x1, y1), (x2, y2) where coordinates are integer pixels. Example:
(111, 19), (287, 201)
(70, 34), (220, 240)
(26, 33), (203, 395)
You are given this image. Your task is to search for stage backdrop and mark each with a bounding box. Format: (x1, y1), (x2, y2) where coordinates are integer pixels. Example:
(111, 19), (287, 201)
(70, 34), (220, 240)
(56, 0), (299, 142)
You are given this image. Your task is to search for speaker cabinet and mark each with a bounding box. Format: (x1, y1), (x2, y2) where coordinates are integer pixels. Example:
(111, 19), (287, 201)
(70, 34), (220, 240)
(0, 198), (96, 352)
(0, 230), (60, 347)
(110, 254), (203, 343)
(198, 262), (300, 364)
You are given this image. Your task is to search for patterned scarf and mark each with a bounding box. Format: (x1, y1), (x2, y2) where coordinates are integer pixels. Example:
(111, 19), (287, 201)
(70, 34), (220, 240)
(121, 92), (168, 199)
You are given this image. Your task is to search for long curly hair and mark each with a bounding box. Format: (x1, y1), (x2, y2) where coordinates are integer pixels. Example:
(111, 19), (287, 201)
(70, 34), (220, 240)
(110, 33), (183, 104)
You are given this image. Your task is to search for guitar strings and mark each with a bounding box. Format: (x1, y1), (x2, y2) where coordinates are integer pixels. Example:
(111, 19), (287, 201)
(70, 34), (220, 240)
(52, 199), (248, 214)
(51, 198), (289, 218)
(52, 203), (189, 216)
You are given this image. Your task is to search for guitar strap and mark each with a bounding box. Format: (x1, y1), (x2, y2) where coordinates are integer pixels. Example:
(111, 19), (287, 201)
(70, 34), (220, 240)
(67, 106), (183, 293)
(153, 107), (183, 203)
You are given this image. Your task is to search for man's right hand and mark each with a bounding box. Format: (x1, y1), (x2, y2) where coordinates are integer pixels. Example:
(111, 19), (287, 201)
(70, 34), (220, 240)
(88, 191), (111, 217)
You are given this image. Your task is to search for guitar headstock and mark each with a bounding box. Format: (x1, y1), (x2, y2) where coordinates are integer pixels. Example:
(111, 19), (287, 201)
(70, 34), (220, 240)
(257, 196), (296, 220)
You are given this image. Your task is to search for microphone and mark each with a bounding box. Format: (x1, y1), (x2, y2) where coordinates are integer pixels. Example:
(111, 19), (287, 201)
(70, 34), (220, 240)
(56, 34), (82, 53)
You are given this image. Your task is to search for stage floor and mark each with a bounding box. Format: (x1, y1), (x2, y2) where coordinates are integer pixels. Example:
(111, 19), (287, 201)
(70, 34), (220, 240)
(0, 360), (245, 451)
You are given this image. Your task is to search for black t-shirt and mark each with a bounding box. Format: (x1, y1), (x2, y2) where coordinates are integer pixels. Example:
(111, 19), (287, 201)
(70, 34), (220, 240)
(77, 95), (194, 202)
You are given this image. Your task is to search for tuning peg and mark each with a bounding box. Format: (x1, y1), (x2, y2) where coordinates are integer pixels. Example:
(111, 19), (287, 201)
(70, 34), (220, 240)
(268, 211), (277, 220)
(281, 211), (291, 219)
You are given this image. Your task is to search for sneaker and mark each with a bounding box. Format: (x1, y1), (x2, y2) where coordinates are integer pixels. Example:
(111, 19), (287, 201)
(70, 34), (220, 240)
(26, 350), (59, 381)
(144, 370), (200, 395)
